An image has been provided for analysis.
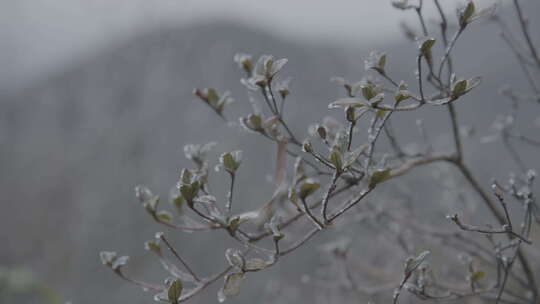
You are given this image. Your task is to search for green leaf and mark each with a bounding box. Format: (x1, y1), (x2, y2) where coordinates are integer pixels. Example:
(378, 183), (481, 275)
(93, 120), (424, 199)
(180, 169), (193, 185)
(180, 184), (193, 201)
(394, 83), (410, 103)
(288, 187), (298, 206)
(299, 179), (321, 200)
(329, 149), (343, 172)
(232, 209), (261, 225)
(328, 98), (366, 109)
(244, 258), (268, 271)
(247, 113), (262, 130)
(216, 92), (234, 113)
(225, 248), (245, 269)
(167, 279), (183, 304)
(134, 185), (154, 203)
(364, 51), (387, 73)
(183, 143), (216, 164)
(263, 55), (274, 76)
(392, 0), (413, 10)
(99, 251), (117, 266)
(460, 1), (476, 26)
(293, 157), (306, 185)
(233, 53), (253, 73)
(144, 240), (161, 255)
(361, 85), (376, 100)
(470, 270), (485, 282)
(276, 77), (291, 99)
(180, 181), (199, 202)
(369, 93), (385, 105)
(142, 195), (160, 215)
(419, 38), (436, 56)
(302, 140), (314, 153)
(169, 187), (184, 214)
(218, 272), (244, 302)
(404, 250), (430, 275)
(428, 97), (452, 105)
(316, 125), (327, 140)
(222, 153), (236, 172)
(227, 216), (242, 234)
(378, 54), (386, 72)
(453, 79), (467, 96)
(345, 106), (356, 122)
(470, 5), (496, 23)
(111, 256), (129, 271)
(463, 77), (481, 94)
(369, 168), (392, 188)
(156, 210), (173, 222)
(398, 81), (408, 91)
(206, 88), (219, 105)
(344, 145), (366, 168)
(220, 151), (242, 174)
(267, 214), (284, 240)
(271, 58), (288, 77)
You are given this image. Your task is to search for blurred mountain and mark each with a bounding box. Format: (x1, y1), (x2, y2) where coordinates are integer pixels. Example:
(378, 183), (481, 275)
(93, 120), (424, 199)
(1, 21), (364, 304)
(2, 10), (540, 303)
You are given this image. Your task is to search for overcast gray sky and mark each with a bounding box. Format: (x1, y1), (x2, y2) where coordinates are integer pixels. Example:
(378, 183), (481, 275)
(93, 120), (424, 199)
(1, 0), (493, 90)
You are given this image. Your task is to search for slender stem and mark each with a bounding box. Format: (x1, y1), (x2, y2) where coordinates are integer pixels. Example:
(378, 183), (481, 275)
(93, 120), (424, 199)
(433, 0), (454, 85)
(261, 86), (277, 114)
(278, 116), (301, 145)
(453, 161), (539, 301)
(279, 95), (287, 114)
(310, 151), (336, 169)
(178, 264), (234, 302)
(226, 173), (235, 212)
(417, 55), (426, 102)
(247, 183), (354, 242)
(513, 0), (540, 70)
(267, 82), (280, 115)
(499, 31), (540, 94)
(447, 103), (462, 160)
(438, 27), (465, 81)
(159, 234), (201, 281)
(280, 227), (319, 256)
(496, 194), (513, 232)
(365, 109), (395, 169)
(347, 121), (355, 151)
(258, 130), (328, 174)
(321, 171), (340, 223)
(155, 216), (217, 232)
(300, 198), (325, 230)
(383, 121), (405, 158)
(328, 188), (373, 222)
(449, 214), (531, 244)
(380, 72), (400, 88)
(189, 203), (217, 224)
(414, 0), (428, 37)
(454, 163), (506, 223)
(115, 270), (163, 292)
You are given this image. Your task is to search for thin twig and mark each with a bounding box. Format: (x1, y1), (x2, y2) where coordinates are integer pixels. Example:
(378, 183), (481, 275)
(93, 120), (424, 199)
(159, 233), (201, 281)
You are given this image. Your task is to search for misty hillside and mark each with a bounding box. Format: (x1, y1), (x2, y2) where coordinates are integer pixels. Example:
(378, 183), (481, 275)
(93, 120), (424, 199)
(2, 15), (539, 303)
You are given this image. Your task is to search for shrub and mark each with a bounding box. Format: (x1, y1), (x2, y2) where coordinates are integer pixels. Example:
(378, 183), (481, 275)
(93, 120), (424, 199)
(101, 1), (540, 303)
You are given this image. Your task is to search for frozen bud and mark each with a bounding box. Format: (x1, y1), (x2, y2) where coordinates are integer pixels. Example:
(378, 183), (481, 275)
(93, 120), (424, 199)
(316, 125), (327, 140)
(345, 106), (356, 122)
(233, 53), (253, 74)
(302, 140), (314, 153)
(459, 1), (476, 28)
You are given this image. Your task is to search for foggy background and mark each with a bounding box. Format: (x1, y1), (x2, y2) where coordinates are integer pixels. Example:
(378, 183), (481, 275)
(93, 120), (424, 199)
(1, 0), (540, 303)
